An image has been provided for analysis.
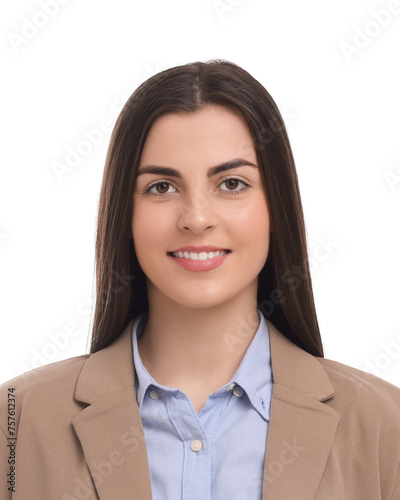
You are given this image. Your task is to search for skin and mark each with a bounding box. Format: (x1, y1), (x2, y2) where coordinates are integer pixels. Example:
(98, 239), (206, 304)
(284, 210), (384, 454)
(131, 104), (270, 413)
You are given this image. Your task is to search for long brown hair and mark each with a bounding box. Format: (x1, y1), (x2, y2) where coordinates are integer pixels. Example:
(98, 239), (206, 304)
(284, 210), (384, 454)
(89, 58), (324, 358)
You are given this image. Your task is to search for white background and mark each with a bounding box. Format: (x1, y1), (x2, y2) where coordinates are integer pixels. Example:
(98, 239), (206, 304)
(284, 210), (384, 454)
(1, 0), (399, 387)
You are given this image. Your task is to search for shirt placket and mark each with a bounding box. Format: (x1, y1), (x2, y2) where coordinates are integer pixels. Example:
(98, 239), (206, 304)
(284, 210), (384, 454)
(167, 391), (211, 500)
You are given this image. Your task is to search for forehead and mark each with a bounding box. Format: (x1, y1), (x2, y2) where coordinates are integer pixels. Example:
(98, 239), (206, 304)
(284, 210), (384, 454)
(139, 104), (257, 166)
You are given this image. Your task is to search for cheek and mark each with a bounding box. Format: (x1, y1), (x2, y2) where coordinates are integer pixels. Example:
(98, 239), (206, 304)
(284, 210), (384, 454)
(230, 196), (270, 243)
(132, 202), (172, 252)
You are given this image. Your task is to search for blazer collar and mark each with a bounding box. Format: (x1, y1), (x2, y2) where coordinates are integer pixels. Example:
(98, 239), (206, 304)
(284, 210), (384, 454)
(72, 316), (340, 500)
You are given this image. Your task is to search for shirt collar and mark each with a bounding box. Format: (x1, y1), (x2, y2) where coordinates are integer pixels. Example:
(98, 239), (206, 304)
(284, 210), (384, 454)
(132, 309), (154, 409)
(131, 308), (273, 421)
(227, 308), (273, 421)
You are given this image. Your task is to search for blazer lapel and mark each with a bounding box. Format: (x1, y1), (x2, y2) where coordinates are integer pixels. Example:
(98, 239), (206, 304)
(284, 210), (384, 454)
(72, 318), (153, 500)
(71, 315), (340, 500)
(262, 319), (341, 499)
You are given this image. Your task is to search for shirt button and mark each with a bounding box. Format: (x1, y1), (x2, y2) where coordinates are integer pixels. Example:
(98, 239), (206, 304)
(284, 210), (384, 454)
(226, 383), (235, 391)
(233, 386), (243, 397)
(190, 439), (203, 452)
(149, 390), (160, 400)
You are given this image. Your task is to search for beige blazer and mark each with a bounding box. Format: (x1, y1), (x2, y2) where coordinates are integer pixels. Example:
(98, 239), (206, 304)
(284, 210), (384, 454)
(1, 317), (400, 499)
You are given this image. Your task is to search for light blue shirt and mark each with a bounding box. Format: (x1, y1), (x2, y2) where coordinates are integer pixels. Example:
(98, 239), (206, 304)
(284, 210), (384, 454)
(132, 308), (274, 500)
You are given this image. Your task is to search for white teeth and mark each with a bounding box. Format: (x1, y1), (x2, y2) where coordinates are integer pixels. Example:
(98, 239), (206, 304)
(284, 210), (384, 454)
(171, 250), (228, 260)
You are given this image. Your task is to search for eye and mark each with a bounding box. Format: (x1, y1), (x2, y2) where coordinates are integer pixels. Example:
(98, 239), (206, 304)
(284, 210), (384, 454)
(143, 181), (177, 197)
(218, 176), (251, 195)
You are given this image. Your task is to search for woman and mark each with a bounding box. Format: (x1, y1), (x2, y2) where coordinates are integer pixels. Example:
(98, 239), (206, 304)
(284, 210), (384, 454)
(1, 59), (399, 499)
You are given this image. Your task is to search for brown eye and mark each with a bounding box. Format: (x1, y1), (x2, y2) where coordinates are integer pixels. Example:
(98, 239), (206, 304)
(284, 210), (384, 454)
(144, 181), (177, 196)
(155, 182), (170, 194)
(225, 179), (239, 190)
(219, 177), (250, 195)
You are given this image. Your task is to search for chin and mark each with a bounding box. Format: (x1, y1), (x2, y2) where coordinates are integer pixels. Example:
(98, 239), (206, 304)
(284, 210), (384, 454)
(175, 289), (239, 310)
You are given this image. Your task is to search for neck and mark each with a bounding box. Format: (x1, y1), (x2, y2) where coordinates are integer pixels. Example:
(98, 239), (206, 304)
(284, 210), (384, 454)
(137, 285), (261, 394)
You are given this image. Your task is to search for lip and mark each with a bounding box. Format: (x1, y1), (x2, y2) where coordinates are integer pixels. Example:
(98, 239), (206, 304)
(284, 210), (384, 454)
(167, 250), (231, 272)
(168, 245), (230, 253)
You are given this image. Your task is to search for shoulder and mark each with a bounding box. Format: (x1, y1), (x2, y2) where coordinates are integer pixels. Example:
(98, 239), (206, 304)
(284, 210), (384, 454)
(0, 354), (90, 395)
(0, 354), (90, 431)
(316, 356), (400, 429)
(317, 356), (400, 399)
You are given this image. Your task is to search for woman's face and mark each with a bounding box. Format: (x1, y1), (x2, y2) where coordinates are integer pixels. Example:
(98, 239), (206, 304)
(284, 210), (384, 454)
(131, 104), (270, 309)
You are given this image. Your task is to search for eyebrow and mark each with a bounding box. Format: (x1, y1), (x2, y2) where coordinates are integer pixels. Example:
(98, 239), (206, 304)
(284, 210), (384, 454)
(136, 158), (258, 179)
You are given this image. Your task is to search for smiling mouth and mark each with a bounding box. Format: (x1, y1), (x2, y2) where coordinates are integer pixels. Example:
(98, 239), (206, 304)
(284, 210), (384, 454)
(167, 250), (231, 260)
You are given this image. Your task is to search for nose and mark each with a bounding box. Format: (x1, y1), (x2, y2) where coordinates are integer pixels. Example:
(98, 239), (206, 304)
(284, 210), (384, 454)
(177, 189), (218, 233)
